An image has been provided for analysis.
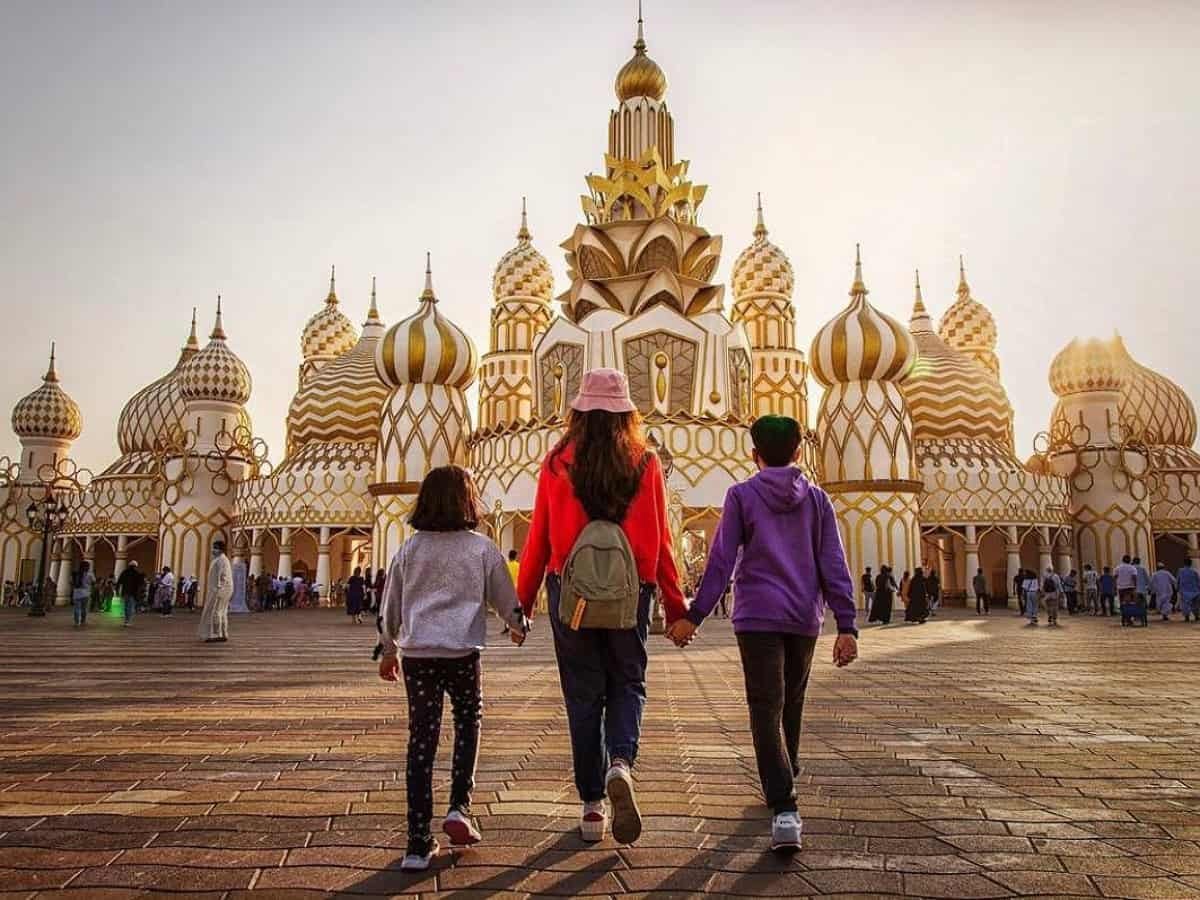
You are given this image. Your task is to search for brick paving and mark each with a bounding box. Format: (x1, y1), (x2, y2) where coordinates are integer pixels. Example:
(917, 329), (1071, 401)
(1, 605), (1198, 898)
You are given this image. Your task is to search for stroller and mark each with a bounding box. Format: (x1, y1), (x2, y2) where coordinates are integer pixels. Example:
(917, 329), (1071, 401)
(1120, 596), (1148, 627)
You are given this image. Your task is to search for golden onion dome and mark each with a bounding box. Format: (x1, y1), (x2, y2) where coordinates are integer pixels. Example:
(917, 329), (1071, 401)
(1114, 337), (1197, 447)
(301, 266), (358, 367)
(902, 271), (1013, 444)
(810, 246), (916, 387)
(116, 311), (200, 453)
(615, 14), (667, 102)
(177, 299), (253, 405)
(492, 199), (553, 302)
(11, 345), (82, 441)
(731, 194), (794, 300)
(938, 257), (999, 374)
(288, 280), (390, 447)
(1048, 335), (1126, 397)
(375, 255), (478, 390)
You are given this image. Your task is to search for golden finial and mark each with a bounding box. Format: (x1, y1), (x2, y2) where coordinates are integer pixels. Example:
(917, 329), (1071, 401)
(635, 0), (646, 52)
(850, 243), (868, 296)
(367, 276), (381, 322)
(957, 254), (970, 298)
(327, 264), (338, 304)
(44, 342), (59, 383)
(913, 269), (926, 312)
(420, 252), (437, 303)
(517, 196), (531, 243)
(185, 306), (199, 349)
(753, 192), (767, 240)
(211, 294), (227, 340)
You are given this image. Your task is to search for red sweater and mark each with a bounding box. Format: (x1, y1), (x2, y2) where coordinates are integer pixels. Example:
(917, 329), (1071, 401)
(517, 445), (685, 624)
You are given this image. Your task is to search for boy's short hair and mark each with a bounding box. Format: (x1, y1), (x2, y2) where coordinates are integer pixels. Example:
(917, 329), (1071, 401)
(508, 549), (518, 561)
(750, 415), (802, 467)
(409, 465), (482, 532)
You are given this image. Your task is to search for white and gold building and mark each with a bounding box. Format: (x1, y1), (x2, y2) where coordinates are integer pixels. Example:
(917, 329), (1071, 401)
(4, 11), (1198, 607)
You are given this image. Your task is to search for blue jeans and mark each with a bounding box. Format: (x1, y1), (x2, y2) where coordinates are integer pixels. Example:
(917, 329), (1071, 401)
(72, 596), (87, 625)
(123, 593), (135, 624)
(1024, 591), (1039, 620)
(547, 575), (652, 803)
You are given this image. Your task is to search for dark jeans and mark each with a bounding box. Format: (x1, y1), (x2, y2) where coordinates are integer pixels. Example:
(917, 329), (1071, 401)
(547, 575), (652, 803)
(736, 632), (817, 815)
(122, 593), (135, 623)
(1100, 593), (1114, 615)
(976, 593), (990, 614)
(72, 597), (87, 625)
(402, 653), (482, 840)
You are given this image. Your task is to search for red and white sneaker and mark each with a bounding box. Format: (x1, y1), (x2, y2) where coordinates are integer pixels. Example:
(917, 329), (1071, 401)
(580, 801), (607, 842)
(442, 809), (482, 846)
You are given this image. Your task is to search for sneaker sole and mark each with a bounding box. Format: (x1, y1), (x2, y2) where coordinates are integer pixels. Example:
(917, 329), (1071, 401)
(400, 856), (433, 872)
(442, 818), (481, 846)
(579, 819), (606, 842)
(770, 838), (802, 853)
(607, 775), (642, 845)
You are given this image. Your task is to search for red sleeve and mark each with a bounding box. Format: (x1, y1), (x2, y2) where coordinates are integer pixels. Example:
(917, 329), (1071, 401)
(648, 453), (685, 624)
(517, 459), (552, 617)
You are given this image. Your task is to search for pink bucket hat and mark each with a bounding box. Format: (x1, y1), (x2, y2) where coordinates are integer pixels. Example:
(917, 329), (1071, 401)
(571, 367), (636, 414)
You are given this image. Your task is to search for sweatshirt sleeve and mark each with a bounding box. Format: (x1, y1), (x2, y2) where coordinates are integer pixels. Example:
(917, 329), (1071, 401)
(484, 546), (523, 628)
(815, 489), (857, 634)
(686, 486), (743, 627)
(378, 547), (404, 658)
(517, 459), (553, 617)
(649, 453), (686, 624)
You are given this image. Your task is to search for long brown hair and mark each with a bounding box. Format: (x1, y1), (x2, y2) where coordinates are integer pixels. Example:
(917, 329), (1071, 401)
(409, 465), (483, 532)
(550, 409), (648, 522)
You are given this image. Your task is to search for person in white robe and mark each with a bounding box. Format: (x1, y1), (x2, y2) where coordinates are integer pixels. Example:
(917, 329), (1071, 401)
(198, 540), (234, 642)
(1150, 564), (1176, 621)
(229, 558), (249, 614)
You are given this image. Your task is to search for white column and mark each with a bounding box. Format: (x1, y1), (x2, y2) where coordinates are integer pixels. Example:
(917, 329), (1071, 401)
(939, 536), (955, 593)
(277, 527), (292, 579)
(316, 526), (332, 605)
(83, 536), (96, 572)
(1055, 537), (1072, 576)
(964, 524), (980, 589)
(1037, 526), (1053, 575)
(48, 541), (61, 583)
(56, 542), (73, 605)
(1005, 525), (1021, 607)
(1188, 533), (1199, 568)
(248, 528), (263, 578)
(113, 535), (129, 579)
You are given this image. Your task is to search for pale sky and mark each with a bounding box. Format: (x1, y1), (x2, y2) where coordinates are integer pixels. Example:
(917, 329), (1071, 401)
(2, 0), (1198, 472)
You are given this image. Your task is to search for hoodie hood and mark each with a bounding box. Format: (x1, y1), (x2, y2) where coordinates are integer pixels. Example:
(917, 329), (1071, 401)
(748, 465), (812, 514)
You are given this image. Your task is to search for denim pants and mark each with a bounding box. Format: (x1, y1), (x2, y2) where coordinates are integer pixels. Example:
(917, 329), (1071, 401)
(547, 575), (652, 803)
(1024, 591), (1040, 619)
(72, 596), (87, 625)
(123, 593), (135, 623)
(736, 632), (817, 815)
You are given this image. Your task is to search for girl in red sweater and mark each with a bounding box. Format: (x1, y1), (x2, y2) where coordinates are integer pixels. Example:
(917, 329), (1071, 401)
(518, 368), (684, 845)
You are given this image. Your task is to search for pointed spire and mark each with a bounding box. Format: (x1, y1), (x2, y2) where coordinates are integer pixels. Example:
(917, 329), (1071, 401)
(211, 295), (227, 340)
(913, 269), (926, 312)
(753, 192), (768, 240)
(910, 269), (933, 331)
(849, 243), (868, 297)
(43, 342), (59, 383)
(634, 0), (646, 52)
(185, 307), (200, 349)
(517, 196), (531, 243)
(957, 254), (970, 298)
(419, 252), (437, 304)
(367, 276), (381, 323)
(326, 264), (338, 305)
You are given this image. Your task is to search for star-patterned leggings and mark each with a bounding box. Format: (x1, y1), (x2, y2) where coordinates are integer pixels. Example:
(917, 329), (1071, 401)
(401, 653), (482, 840)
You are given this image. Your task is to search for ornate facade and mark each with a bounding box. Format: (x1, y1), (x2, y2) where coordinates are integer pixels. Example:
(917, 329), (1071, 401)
(5, 11), (1198, 608)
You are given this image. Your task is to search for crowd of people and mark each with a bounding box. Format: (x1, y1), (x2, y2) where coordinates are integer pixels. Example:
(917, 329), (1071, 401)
(863, 565), (941, 625)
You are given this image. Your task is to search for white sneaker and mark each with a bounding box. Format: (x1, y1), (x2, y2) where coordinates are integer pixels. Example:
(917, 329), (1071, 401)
(442, 809), (482, 845)
(605, 762), (642, 844)
(400, 837), (439, 872)
(579, 801), (607, 842)
(771, 811), (803, 852)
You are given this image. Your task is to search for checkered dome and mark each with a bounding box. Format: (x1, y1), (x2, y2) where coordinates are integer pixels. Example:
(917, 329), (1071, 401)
(177, 306), (251, 405)
(11, 349), (82, 440)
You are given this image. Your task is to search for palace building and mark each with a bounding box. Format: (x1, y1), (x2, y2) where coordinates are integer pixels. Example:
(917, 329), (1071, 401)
(3, 13), (1197, 607)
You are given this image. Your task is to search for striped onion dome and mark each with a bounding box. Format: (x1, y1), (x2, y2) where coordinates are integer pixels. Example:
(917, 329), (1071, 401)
(810, 245), (915, 387)
(1114, 337), (1197, 447)
(301, 266), (358, 367)
(288, 279), (390, 447)
(1049, 335), (1126, 397)
(731, 194), (794, 300)
(493, 199), (553, 302)
(116, 311), (200, 453)
(938, 257), (999, 374)
(374, 255), (478, 390)
(902, 271), (1013, 443)
(11, 345), (82, 440)
(177, 299), (252, 405)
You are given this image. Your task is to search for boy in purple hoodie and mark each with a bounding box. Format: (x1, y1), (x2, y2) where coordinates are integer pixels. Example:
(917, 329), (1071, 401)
(666, 415), (858, 852)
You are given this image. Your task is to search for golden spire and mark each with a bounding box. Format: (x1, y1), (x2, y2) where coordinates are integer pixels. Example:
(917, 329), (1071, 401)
(910, 269), (933, 332)
(850, 243), (868, 297)
(367, 276), (381, 322)
(913, 269), (926, 313)
(635, 0), (646, 52)
(753, 192), (768, 240)
(517, 196), (531, 243)
(957, 254), (970, 299)
(420, 252), (437, 304)
(43, 342), (59, 383)
(327, 264), (338, 305)
(615, 0), (666, 102)
(211, 295), (227, 340)
(185, 307), (199, 349)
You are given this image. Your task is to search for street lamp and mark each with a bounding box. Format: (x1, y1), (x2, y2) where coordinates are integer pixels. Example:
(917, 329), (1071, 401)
(25, 491), (69, 617)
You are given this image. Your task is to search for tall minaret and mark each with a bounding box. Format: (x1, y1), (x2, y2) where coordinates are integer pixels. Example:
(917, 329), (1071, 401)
(608, 4), (673, 167)
(10, 344), (82, 485)
(810, 247), (921, 592)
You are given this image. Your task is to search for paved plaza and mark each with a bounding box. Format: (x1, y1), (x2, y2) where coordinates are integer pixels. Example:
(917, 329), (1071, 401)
(1, 605), (1198, 899)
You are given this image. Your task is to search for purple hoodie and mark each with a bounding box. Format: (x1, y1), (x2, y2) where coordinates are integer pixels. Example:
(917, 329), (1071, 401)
(687, 467), (857, 636)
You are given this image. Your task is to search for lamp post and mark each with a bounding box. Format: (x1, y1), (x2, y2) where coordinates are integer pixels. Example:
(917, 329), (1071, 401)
(25, 490), (69, 617)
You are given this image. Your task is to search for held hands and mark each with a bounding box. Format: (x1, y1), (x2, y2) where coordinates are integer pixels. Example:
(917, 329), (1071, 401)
(666, 619), (696, 648)
(833, 634), (858, 668)
(378, 654), (400, 682)
(509, 610), (531, 646)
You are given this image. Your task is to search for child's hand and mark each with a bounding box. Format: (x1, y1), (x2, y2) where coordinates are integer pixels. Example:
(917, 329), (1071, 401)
(666, 619), (696, 647)
(833, 634), (858, 667)
(379, 655), (400, 682)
